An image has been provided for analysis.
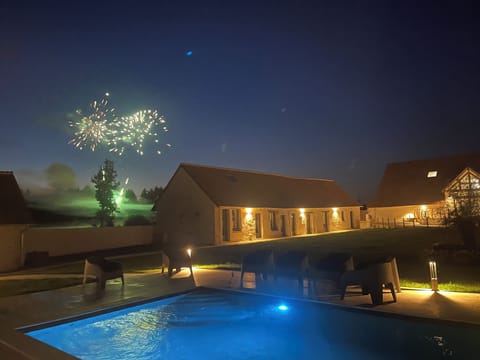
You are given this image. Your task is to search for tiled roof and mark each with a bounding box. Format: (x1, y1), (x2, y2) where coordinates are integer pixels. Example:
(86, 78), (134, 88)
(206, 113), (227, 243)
(179, 163), (359, 208)
(369, 153), (480, 207)
(0, 171), (32, 224)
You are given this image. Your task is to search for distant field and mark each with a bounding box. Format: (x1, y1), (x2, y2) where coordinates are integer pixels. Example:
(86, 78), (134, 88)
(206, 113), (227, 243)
(28, 195), (154, 226)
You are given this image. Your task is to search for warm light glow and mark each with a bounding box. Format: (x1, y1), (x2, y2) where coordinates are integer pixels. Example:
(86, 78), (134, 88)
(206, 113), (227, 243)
(299, 208), (305, 219)
(429, 261), (438, 291)
(245, 208), (253, 220)
(405, 213), (414, 219)
(420, 205), (427, 211)
(186, 248), (192, 257)
(332, 207), (338, 216)
(427, 170), (438, 178)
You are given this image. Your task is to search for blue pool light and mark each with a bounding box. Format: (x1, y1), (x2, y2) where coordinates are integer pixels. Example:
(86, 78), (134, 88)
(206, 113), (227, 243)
(185, 50), (193, 56)
(277, 304), (289, 311)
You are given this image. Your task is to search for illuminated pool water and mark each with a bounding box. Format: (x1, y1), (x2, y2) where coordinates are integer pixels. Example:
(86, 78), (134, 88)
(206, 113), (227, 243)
(25, 288), (480, 359)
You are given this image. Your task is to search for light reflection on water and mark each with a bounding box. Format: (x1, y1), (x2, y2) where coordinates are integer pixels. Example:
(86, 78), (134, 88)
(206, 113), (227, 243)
(27, 289), (480, 360)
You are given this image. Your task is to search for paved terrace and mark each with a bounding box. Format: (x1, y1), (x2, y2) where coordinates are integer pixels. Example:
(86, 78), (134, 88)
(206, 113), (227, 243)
(1, 268), (480, 358)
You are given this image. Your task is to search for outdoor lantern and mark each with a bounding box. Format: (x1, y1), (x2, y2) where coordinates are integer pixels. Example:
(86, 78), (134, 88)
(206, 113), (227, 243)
(186, 248), (192, 258)
(429, 260), (438, 291)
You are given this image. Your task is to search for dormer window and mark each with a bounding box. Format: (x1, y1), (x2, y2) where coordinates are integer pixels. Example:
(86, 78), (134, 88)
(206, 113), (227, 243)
(427, 171), (438, 178)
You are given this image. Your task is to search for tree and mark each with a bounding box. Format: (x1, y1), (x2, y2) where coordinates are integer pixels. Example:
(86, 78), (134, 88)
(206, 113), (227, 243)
(91, 159), (120, 226)
(46, 163), (77, 192)
(140, 186), (163, 203)
(445, 188), (480, 254)
(124, 189), (137, 202)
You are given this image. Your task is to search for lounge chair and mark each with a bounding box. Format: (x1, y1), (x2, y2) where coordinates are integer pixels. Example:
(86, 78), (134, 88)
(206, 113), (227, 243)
(161, 248), (193, 277)
(274, 250), (309, 291)
(308, 253), (354, 295)
(240, 249), (274, 288)
(339, 256), (400, 305)
(82, 255), (124, 289)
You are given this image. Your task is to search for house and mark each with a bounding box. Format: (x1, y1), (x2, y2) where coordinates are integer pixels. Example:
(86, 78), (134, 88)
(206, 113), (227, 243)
(154, 163), (360, 247)
(368, 154), (480, 227)
(0, 171), (31, 271)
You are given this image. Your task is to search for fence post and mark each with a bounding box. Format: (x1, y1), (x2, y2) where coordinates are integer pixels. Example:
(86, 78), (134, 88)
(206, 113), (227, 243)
(403, 218), (405, 228)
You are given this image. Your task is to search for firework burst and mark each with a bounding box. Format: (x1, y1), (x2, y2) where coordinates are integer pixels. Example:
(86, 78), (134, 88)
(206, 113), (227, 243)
(68, 94), (116, 151)
(110, 109), (170, 156)
(68, 93), (170, 155)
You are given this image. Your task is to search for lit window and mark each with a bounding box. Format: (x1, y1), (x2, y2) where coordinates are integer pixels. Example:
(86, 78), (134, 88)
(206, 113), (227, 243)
(231, 209), (241, 231)
(427, 171), (438, 178)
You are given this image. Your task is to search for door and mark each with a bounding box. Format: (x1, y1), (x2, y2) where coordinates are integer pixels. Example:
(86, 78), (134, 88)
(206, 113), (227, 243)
(255, 213), (262, 238)
(350, 211), (354, 229)
(290, 213), (296, 235)
(323, 211), (329, 232)
(306, 213), (313, 234)
(280, 215), (287, 236)
(222, 209), (230, 241)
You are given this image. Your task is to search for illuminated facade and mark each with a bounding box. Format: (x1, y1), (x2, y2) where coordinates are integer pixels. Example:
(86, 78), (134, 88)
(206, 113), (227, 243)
(154, 164), (360, 246)
(368, 154), (480, 227)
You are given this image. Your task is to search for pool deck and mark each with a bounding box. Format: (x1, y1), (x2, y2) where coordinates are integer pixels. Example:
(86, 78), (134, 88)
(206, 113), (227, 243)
(1, 268), (480, 358)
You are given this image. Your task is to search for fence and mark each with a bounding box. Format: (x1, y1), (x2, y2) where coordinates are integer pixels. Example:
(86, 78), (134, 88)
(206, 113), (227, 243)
(372, 217), (446, 229)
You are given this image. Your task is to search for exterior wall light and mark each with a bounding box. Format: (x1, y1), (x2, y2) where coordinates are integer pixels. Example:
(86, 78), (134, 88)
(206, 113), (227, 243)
(245, 208), (253, 220)
(429, 260), (438, 291)
(332, 208), (338, 217)
(186, 248), (192, 258)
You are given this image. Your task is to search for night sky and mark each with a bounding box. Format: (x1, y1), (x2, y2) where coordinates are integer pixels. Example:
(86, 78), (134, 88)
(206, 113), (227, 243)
(2, 0), (480, 203)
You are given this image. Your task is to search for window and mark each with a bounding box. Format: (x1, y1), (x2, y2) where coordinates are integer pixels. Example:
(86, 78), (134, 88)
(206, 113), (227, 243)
(427, 171), (438, 178)
(341, 210), (345, 221)
(269, 211), (278, 230)
(231, 209), (241, 231)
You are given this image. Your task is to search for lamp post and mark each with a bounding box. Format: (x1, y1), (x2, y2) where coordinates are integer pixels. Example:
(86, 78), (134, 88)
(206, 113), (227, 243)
(429, 260), (438, 291)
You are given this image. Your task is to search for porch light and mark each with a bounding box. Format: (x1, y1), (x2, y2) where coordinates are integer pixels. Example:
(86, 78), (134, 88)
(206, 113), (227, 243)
(299, 208), (305, 219)
(332, 208), (338, 217)
(420, 205), (427, 212)
(429, 261), (438, 291)
(245, 208), (253, 220)
(186, 248), (192, 258)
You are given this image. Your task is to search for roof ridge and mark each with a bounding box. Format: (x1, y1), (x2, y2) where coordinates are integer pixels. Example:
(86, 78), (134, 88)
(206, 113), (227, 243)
(179, 162), (334, 182)
(387, 152), (480, 166)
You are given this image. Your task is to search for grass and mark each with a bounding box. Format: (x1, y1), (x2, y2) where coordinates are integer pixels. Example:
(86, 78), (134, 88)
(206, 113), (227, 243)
(0, 278), (85, 297)
(2, 228), (480, 297)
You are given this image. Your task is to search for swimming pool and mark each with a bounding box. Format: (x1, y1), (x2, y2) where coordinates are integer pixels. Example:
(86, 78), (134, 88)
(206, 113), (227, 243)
(25, 288), (480, 359)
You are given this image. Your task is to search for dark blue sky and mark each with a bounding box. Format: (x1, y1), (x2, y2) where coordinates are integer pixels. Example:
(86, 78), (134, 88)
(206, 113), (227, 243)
(1, 0), (480, 202)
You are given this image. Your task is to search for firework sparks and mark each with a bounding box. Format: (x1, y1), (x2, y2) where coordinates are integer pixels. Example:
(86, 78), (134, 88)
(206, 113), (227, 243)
(68, 94), (116, 151)
(115, 177), (131, 206)
(68, 93), (170, 155)
(110, 109), (169, 156)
